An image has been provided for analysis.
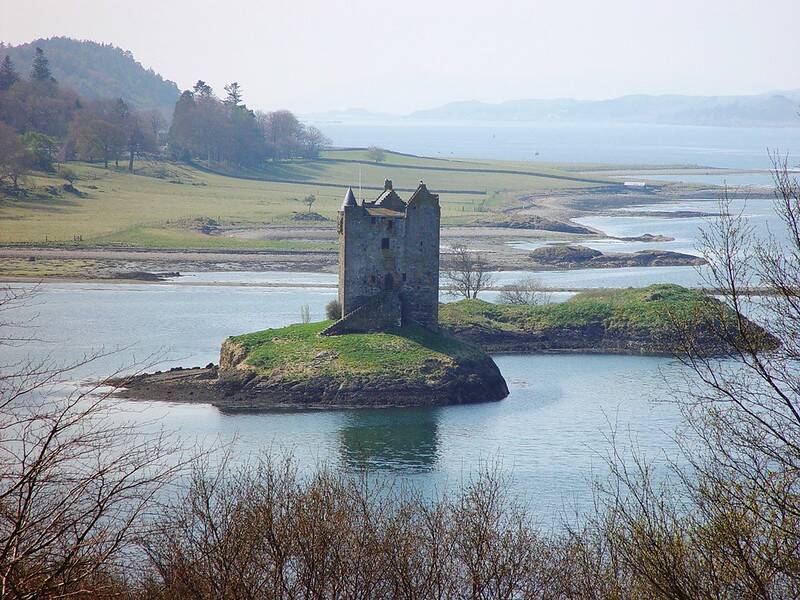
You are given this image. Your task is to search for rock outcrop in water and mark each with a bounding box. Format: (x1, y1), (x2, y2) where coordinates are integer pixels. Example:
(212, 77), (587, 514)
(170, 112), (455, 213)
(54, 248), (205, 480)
(113, 322), (509, 410)
(528, 244), (705, 269)
(440, 284), (777, 356)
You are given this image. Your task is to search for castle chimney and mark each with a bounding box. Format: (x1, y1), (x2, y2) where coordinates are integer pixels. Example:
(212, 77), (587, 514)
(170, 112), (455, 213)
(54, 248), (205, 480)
(384, 179), (393, 191)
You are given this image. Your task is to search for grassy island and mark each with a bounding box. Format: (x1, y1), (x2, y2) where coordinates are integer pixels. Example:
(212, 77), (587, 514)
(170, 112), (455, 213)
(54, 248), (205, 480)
(227, 321), (486, 382)
(115, 322), (509, 410)
(440, 284), (771, 355)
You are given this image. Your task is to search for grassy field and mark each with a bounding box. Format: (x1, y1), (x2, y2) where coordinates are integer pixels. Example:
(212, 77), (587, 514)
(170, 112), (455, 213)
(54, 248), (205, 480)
(231, 320), (484, 381)
(0, 149), (613, 248)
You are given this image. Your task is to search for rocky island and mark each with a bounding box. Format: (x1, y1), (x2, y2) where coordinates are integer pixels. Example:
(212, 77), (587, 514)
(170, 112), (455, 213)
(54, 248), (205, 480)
(528, 244), (706, 269)
(114, 322), (508, 410)
(440, 284), (774, 355)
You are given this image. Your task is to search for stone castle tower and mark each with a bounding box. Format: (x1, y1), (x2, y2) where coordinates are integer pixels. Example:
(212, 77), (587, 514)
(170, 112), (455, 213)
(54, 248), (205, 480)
(322, 179), (440, 335)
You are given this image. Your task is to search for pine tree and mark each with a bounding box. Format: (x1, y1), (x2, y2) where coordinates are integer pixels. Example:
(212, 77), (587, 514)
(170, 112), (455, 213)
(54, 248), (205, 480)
(31, 47), (54, 82)
(0, 55), (19, 90)
(224, 82), (243, 106)
(192, 80), (212, 97)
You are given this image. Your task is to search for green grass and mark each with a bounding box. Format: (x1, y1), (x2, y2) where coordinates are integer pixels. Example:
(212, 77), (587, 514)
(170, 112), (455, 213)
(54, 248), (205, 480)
(440, 284), (725, 334)
(0, 258), (100, 277)
(0, 149), (613, 247)
(230, 321), (484, 381)
(89, 227), (335, 251)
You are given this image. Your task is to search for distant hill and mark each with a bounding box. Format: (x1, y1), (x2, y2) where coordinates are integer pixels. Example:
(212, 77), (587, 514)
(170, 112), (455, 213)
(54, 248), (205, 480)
(407, 93), (800, 127)
(0, 37), (180, 116)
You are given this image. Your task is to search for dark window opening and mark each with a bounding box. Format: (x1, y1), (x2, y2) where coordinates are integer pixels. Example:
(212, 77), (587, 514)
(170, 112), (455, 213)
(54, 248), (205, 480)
(381, 237), (390, 249)
(369, 275), (376, 284)
(387, 220), (393, 231)
(402, 273), (407, 282)
(371, 217), (376, 224)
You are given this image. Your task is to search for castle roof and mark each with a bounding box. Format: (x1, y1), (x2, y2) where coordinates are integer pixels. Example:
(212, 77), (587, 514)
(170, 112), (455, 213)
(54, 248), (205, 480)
(365, 207), (405, 218)
(341, 187), (357, 209)
(407, 181), (439, 207)
(371, 178), (406, 212)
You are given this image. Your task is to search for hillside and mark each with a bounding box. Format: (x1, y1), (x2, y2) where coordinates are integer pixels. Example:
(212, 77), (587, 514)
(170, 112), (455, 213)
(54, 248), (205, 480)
(0, 37), (180, 115)
(408, 93), (800, 127)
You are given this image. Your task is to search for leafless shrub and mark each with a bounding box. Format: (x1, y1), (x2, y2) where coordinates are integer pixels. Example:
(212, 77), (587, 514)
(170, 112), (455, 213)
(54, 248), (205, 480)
(141, 457), (564, 599)
(498, 277), (552, 305)
(0, 285), (188, 600)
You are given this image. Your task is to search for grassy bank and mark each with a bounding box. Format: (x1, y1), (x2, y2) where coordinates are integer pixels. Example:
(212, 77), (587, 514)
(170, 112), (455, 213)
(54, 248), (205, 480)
(440, 284), (740, 341)
(0, 149), (612, 247)
(229, 320), (485, 382)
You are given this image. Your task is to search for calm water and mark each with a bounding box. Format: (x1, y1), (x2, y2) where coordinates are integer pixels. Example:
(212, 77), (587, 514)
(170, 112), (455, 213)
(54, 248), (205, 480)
(509, 196), (783, 263)
(316, 121), (800, 171)
(4, 280), (686, 518)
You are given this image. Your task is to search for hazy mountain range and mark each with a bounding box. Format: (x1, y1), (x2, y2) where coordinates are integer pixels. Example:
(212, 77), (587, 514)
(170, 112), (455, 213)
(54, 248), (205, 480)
(309, 92), (800, 127)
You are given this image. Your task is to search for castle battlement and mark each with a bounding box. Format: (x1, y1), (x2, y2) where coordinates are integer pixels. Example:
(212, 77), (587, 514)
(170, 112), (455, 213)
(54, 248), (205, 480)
(327, 179), (441, 334)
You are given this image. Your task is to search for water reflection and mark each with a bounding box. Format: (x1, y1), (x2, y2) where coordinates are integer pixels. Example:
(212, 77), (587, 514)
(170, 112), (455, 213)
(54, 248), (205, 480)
(338, 407), (441, 473)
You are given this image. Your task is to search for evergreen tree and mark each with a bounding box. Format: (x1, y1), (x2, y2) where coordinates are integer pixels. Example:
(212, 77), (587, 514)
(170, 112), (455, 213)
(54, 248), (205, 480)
(192, 80), (212, 97)
(224, 82), (242, 106)
(0, 55), (19, 90)
(31, 47), (54, 82)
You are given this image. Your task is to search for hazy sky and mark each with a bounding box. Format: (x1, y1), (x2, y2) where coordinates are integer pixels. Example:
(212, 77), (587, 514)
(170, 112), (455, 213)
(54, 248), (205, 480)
(2, 0), (799, 114)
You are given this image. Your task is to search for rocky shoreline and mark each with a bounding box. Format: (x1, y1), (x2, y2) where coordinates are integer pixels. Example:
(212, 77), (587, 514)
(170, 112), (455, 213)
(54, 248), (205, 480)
(112, 324), (510, 410)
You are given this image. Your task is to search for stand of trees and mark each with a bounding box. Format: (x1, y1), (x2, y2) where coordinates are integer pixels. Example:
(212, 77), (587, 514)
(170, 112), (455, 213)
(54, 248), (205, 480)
(0, 47), (162, 181)
(0, 47), (331, 186)
(168, 80), (330, 167)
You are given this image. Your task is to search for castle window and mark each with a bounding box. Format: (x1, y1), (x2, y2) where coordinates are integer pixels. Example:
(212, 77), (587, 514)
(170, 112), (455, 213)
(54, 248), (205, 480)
(371, 217), (376, 224)
(381, 238), (390, 249)
(387, 220), (393, 231)
(402, 273), (407, 282)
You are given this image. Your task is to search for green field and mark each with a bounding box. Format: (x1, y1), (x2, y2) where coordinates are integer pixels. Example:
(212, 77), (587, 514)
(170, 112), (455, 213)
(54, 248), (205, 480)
(0, 149), (613, 248)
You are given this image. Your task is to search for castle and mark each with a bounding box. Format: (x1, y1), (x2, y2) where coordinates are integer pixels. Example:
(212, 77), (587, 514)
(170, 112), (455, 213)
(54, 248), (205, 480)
(322, 179), (440, 335)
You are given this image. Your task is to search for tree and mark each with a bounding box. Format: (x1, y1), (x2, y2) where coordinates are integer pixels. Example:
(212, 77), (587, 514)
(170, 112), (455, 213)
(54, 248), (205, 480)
(258, 109), (303, 160)
(122, 110), (157, 171)
(167, 90), (197, 160)
(367, 146), (385, 163)
(69, 101), (127, 168)
(302, 194), (316, 213)
(0, 286), (186, 599)
(30, 46), (54, 82)
(223, 81), (242, 106)
(57, 164), (77, 184)
(572, 157), (800, 598)
(301, 125), (331, 158)
(22, 131), (59, 171)
(192, 79), (212, 98)
(443, 244), (495, 299)
(498, 277), (552, 305)
(0, 122), (30, 190)
(0, 56), (19, 91)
